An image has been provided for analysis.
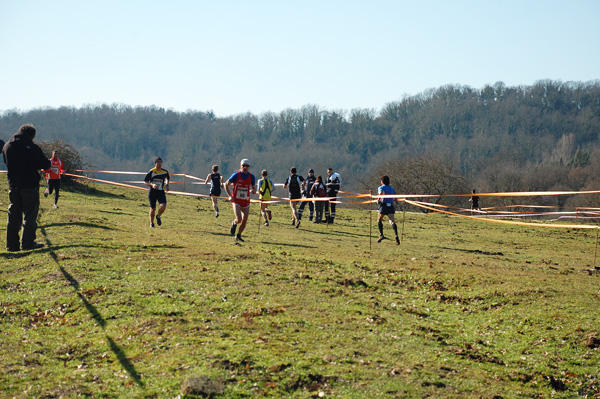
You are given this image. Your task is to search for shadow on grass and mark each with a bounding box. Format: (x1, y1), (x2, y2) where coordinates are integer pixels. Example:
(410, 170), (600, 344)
(66, 181), (131, 200)
(257, 241), (318, 249)
(105, 335), (144, 384)
(256, 224), (372, 239)
(1, 242), (186, 259)
(38, 229), (146, 388)
(97, 209), (135, 216)
(433, 246), (505, 256)
(42, 221), (114, 230)
(0, 243), (117, 259)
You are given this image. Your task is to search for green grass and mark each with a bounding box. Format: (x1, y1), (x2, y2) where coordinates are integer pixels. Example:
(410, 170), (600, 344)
(1, 178), (599, 398)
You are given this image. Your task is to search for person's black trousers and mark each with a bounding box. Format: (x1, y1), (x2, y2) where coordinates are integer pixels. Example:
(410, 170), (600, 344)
(7, 187), (40, 250)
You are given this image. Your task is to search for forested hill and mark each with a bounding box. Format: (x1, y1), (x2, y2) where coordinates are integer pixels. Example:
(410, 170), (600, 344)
(1, 80), (599, 190)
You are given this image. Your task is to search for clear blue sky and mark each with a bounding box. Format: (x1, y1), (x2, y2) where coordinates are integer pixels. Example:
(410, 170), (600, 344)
(1, 0), (598, 117)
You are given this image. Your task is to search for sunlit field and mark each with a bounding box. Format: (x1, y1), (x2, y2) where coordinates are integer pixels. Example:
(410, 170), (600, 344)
(1, 176), (599, 398)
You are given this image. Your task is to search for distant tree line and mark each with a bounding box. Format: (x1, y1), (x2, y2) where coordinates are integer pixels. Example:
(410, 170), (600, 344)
(1, 79), (599, 208)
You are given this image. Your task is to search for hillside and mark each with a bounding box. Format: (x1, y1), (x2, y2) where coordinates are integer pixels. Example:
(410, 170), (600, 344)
(1, 177), (599, 398)
(1, 80), (599, 192)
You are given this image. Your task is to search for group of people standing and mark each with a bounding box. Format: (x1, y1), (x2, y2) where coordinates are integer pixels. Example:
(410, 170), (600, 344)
(281, 167), (341, 228)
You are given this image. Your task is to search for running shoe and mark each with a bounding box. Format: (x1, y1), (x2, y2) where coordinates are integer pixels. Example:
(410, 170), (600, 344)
(267, 209), (272, 220)
(215, 211), (219, 218)
(395, 236), (400, 245)
(264, 221), (269, 227)
(295, 220), (301, 229)
(377, 235), (386, 243)
(53, 204), (58, 209)
(44, 189), (49, 198)
(156, 216), (162, 226)
(150, 223), (155, 228)
(236, 234), (244, 242)
(230, 222), (237, 236)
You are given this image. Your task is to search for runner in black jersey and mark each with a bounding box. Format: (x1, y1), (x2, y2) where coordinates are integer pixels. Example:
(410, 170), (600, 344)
(144, 157), (170, 228)
(205, 165), (223, 218)
(297, 168), (316, 222)
(283, 167), (304, 228)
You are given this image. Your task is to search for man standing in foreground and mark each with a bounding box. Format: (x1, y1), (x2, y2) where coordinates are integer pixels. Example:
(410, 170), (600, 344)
(144, 157), (170, 228)
(325, 167), (341, 224)
(225, 159), (256, 242)
(2, 124), (51, 251)
(44, 150), (65, 209)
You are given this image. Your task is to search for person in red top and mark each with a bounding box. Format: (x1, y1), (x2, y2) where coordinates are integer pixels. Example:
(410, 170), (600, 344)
(44, 151), (65, 209)
(225, 159), (256, 243)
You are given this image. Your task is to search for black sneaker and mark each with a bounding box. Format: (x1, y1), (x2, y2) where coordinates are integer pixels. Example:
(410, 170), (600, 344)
(230, 222), (237, 236)
(44, 189), (49, 198)
(291, 219), (296, 226)
(377, 236), (386, 243)
(156, 216), (162, 226)
(264, 221), (269, 227)
(267, 209), (272, 220)
(22, 242), (44, 250)
(395, 236), (400, 245)
(236, 234), (244, 242)
(7, 247), (20, 252)
(150, 223), (155, 228)
(295, 220), (301, 229)
(215, 211), (219, 218)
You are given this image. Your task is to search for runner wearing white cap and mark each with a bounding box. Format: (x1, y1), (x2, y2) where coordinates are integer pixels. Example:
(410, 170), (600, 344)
(224, 159), (257, 242)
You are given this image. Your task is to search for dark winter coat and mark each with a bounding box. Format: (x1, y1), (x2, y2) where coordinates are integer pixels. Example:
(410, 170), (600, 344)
(2, 132), (51, 189)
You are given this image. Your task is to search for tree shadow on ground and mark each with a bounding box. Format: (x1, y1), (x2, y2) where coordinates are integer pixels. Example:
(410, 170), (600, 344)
(97, 209), (136, 216)
(68, 181), (134, 200)
(433, 246), (505, 256)
(41, 221), (114, 230)
(256, 241), (318, 249)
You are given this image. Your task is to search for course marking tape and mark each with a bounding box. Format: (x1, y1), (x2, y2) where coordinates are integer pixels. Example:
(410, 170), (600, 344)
(404, 199), (598, 230)
(65, 170), (600, 230)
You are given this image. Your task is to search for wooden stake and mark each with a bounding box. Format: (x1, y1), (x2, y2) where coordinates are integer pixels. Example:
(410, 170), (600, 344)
(258, 201), (262, 234)
(369, 190), (372, 251)
(401, 202), (406, 246)
(594, 227), (599, 266)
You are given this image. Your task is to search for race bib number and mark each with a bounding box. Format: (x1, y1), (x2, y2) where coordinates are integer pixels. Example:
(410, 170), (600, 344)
(236, 187), (249, 200)
(386, 202), (392, 206)
(153, 179), (164, 190)
(51, 166), (59, 174)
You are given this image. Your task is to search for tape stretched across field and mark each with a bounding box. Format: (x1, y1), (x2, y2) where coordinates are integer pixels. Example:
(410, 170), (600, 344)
(67, 169), (600, 231)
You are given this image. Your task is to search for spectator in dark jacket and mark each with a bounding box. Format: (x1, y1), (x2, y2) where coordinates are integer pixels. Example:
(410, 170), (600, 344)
(2, 124), (51, 251)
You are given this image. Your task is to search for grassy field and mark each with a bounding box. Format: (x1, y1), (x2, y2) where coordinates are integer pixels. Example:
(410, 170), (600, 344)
(1, 177), (599, 398)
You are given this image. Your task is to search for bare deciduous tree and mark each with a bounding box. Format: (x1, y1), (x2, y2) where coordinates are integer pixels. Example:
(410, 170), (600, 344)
(38, 139), (85, 183)
(360, 154), (469, 212)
